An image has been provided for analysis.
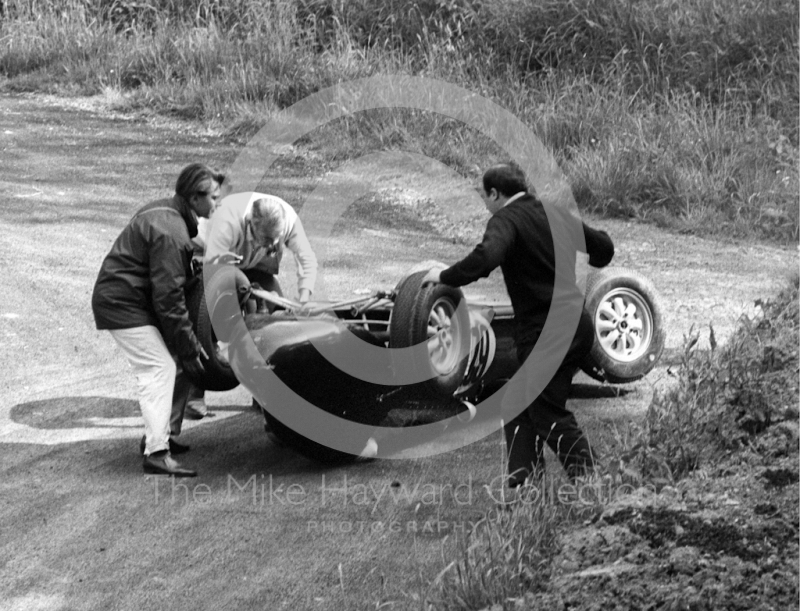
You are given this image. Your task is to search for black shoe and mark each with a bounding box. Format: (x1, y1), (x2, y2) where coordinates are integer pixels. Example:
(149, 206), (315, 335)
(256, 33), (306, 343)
(169, 438), (190, 454)
(184, 410), (216, 421)
(142, 451), (197, 477)
(140, 436), (191, 455)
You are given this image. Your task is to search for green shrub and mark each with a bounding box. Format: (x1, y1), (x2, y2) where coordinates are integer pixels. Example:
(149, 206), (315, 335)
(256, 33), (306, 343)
(626, 275), (799, 481)
(564, 90), (799, 240)
(295, 0), (799, 138)
(1, 0), (797, 241)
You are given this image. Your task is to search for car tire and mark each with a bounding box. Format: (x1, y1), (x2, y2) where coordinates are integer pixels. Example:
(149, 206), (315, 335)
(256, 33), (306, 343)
(185, 266), (250, 391)
(389, 270), (471, 399)
(254, 322), (389, 464)
(262, 410), (360, 464)
(580, 267), (665, 384)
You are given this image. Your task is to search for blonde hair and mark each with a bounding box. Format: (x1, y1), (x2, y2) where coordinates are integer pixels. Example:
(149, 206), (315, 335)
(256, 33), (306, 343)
(251, 198), (286, 244)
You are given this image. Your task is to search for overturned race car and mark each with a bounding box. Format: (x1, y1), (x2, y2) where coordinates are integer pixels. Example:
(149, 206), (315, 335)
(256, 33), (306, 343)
(184, 264), (665, 463)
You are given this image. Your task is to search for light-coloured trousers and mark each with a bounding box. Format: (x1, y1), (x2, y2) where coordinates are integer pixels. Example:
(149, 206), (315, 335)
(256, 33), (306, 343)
(109, 326), (196, 455)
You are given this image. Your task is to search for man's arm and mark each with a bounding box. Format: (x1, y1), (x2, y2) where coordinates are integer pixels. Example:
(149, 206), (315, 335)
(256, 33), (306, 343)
(148, 229), (201, 360)
(284, 216), (318, 301)
(437, 215), (514, 287)
(582, 223), (614, 268)
(203, 206), (241, 265)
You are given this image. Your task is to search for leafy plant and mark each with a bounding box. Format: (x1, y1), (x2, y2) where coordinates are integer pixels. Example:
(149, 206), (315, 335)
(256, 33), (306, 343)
(619, 275), (799, 481)
(1, 0), (797, 241)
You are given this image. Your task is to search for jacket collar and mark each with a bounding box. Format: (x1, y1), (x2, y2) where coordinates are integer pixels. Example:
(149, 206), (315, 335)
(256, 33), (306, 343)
(172, 195), (199, 238)
(503, 192), (527, 207)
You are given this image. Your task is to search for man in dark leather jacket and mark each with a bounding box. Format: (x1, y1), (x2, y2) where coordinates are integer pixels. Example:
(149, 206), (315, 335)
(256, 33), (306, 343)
(424, 164), (614, 487)
(92, 163), (225, 477)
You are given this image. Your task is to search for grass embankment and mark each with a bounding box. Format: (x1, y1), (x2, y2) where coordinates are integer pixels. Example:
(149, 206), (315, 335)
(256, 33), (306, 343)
(432, 275), (799, 609)
(1, 0), (798, 242)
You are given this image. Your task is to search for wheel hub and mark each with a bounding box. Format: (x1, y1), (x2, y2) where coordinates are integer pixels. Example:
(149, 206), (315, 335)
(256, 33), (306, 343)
(427, 299), (461, 375)
(595, 289), (653, 363)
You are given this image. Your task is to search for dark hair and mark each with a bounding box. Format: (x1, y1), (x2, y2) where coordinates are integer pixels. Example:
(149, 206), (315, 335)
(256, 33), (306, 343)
(482, 164), (528, 197)
(175, 163), (226, 200)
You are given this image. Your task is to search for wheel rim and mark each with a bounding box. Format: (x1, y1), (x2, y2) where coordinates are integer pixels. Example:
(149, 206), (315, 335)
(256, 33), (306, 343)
(594, 288), (653, 363)
(426, 297), (463, 375)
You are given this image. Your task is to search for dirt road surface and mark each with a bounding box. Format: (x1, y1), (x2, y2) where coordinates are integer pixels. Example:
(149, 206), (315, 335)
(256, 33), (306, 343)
(0, 93), (796, 610)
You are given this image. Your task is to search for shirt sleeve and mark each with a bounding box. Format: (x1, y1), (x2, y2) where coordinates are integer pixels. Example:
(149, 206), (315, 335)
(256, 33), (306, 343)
(284, 216), (318, 293)
(582, 223), (614, 268)
(203, 207), (240, 265)
(439, 214), (514, 287)
(148, 225), (200, 360)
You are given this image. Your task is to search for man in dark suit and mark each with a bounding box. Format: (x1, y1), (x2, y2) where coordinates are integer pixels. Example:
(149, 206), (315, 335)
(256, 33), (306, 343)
(423, 163), (614, 486)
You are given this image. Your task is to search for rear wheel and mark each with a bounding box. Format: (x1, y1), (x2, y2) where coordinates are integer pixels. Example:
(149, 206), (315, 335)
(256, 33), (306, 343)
(580, 267), (665, 384)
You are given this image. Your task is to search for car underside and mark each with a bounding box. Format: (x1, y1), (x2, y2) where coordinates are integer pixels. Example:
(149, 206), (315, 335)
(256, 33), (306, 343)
(184, 265), (666, 462)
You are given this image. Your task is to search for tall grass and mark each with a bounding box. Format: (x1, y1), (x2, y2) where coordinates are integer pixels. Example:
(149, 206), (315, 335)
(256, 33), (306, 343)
(1, 0), (797, 242)
(619, 274), (799, 482)
(431, 493), (569, 610)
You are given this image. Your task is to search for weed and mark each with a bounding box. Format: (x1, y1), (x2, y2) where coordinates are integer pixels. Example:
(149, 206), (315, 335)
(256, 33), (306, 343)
(431, 499), (568, 610)
(1, 0), (797, 242)
(3, 0), (796, 126)
(616, 275), (799, 482)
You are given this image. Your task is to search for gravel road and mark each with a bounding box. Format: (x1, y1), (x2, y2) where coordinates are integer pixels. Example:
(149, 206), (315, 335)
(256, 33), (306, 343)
(0, 93), (795, 610)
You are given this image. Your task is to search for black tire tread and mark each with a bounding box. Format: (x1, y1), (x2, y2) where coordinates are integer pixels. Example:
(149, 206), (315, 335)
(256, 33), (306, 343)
(580, 266), (665, 384)
(263, 411), (358, 464)
(389, 270), (470, 398)
(185, 267), (249, 391)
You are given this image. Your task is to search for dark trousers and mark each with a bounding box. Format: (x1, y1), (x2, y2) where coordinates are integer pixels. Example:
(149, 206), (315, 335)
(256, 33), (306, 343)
(244, 266), (283, 313)
(504, 311), (596, 485)
(170, 366), (195, 437)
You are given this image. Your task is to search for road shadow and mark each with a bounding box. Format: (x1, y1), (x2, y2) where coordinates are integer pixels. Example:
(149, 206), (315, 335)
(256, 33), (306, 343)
(11, 396), (251, 430)
(569, 383), (634, 399)
(7, 396), (379, 479)
(10, 396), (140, 429)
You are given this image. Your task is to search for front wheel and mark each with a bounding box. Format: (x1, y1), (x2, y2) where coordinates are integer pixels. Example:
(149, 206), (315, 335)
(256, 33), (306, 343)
(184, 266), (250, 391)
(389, 270), (471, 399)
(580, 267), (665, 384)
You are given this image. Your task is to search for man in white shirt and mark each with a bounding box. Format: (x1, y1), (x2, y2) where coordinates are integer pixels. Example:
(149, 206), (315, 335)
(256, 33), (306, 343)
(204, 192), (318, 305)
(195, 191), (319, 415)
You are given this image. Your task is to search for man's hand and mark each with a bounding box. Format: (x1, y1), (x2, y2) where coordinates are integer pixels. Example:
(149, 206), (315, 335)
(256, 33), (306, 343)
(421, 268), (442, 286)
(212, 253), (243, 266)
(295, 302), (315, 316)
(295, 289), (314, 316)
(182, 355), (206, 380)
